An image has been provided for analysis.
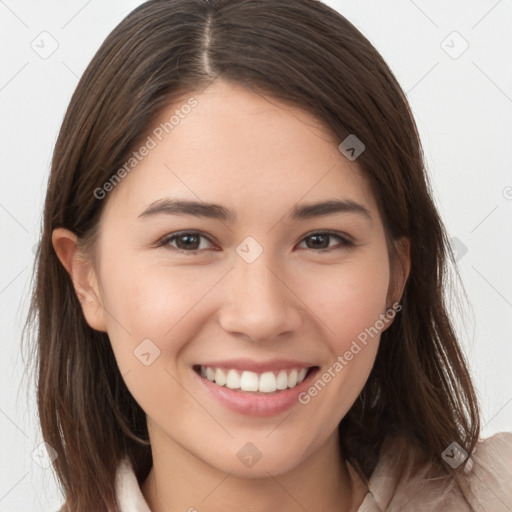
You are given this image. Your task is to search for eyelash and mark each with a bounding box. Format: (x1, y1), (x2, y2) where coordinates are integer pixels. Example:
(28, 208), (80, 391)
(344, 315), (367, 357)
(157, 230), (354, 254)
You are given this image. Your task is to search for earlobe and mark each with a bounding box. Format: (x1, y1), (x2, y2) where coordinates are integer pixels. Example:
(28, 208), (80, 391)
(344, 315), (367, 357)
(51, 228), (108, 332)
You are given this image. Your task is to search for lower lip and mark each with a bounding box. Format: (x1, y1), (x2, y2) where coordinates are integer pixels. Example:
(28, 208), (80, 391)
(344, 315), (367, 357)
(194, 367), (319, 417)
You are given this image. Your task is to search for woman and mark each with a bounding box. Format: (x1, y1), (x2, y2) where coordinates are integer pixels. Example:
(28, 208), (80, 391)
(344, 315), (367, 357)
(25, 0), (512, 510)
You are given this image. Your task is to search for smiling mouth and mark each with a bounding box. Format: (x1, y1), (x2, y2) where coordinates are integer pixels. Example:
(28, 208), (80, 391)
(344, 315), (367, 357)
(193, 365), (318, 394)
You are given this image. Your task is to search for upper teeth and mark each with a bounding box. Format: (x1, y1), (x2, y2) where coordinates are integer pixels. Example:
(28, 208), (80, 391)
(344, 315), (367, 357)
(200, 366), (309, 393)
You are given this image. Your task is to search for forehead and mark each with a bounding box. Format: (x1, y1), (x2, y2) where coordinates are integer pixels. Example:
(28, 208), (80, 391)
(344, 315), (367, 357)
(103, 80), (379, 224)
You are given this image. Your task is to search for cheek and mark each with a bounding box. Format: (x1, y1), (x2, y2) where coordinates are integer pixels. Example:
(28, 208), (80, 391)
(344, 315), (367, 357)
(303, 263), (390, 423)
(96, 254), (225, 392)
(298, 256), (390, 351)
(292, 255), (389, 414)
(99, 255), (217, 338)
(95, 258), (211, 416)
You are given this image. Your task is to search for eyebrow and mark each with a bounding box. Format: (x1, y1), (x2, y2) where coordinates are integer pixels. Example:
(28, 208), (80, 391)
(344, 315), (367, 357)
(137, 198), (372, 223)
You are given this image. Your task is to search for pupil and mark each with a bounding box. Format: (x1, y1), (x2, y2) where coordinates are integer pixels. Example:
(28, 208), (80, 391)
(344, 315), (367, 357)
(309, 234), (328, 249)
(179, 234), (199, 250)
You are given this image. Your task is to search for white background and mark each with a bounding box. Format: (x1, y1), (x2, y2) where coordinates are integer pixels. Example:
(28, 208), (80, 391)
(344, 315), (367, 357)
(1, 0), (511, 510)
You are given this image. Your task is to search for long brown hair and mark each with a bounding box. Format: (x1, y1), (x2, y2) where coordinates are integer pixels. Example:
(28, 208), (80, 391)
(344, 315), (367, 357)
(24, 0), (480, 509)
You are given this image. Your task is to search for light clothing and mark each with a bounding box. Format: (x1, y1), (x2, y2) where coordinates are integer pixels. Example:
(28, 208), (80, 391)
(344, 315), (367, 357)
(114, 432), (512, 511)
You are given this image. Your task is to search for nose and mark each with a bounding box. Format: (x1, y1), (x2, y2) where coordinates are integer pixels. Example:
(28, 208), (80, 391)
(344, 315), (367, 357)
(217, 251), (303, 343)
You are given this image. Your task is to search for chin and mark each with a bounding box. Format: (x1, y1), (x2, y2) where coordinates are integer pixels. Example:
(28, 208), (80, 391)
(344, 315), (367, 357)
(200, 438), (314, 479)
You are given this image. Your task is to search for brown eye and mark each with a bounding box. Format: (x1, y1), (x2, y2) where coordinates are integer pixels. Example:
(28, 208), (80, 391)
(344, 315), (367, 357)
(298, 232), (353, 251)
(160, 231), (215, 252)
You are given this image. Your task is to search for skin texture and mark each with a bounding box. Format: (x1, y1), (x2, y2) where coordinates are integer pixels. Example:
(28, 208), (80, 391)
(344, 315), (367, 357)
(53, 79), (410, 512)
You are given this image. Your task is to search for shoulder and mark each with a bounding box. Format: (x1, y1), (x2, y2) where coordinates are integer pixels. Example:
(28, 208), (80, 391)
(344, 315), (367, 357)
(453, 432), (512, 510)
(359, 432), (512, 512)
(57, 458), (152, 512)
(115, 457), (152, 511)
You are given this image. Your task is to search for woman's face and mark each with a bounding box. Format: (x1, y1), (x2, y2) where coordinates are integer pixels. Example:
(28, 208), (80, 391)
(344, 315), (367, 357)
(73, 79), (406, 476)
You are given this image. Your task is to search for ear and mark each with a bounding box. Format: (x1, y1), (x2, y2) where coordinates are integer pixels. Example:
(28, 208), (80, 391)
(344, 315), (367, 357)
(52, 227), (107, 332)
(385, 236), (410, 317)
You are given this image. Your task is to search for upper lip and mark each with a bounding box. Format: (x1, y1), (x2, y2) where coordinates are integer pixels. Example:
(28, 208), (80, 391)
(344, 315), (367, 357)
(195, 358), (315, 373)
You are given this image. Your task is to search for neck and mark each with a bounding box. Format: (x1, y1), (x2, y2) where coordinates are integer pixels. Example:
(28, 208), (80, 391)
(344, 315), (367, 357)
(141, 429), (368, 512)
